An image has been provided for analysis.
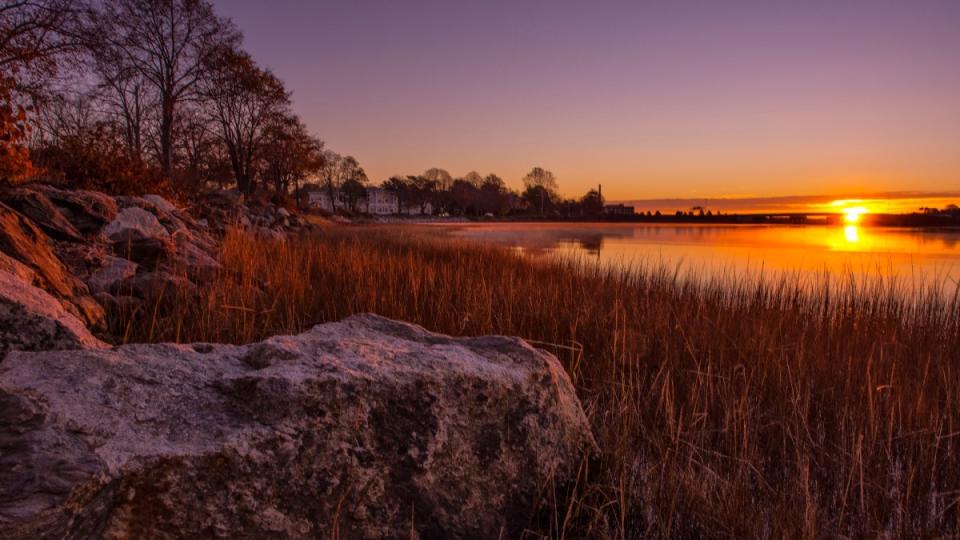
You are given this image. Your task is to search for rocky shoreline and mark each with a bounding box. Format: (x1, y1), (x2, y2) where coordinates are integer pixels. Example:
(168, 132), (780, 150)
(1, 184), (315, 344)
(0, 184), (595, 538)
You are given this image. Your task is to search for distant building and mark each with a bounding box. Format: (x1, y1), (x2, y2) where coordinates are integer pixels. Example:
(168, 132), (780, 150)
(361, 188), (399, 215)
(307, 187), (430, 215)
(307, 189), (337, 212)
(604, 204), (635, 216)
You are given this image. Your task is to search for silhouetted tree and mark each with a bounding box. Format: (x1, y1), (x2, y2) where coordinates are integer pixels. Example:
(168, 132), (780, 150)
(522, 167), (557, 217)
(261, 113), (323, 201)
(580, 188), (604, 216)
(91, 0), (239, 179)
(450, 178), (480, 215)
(383, 175), (412, 212)
(479, 174), (509, 215)
(340, 162), (368, 212)
(200, 46), (289, 194)
(410, 175), (438, 214)
(462, 170), (483, 187)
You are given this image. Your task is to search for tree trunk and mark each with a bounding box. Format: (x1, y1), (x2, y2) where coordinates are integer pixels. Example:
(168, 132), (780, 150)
(159, 95), (175, 178)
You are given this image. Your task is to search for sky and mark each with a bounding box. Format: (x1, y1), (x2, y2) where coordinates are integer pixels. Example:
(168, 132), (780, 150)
(212, 0), (960, 203)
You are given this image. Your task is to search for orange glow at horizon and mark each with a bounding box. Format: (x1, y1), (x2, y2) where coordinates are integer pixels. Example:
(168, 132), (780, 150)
(842, 206), (869, 224)
(824, 199), (871, 223)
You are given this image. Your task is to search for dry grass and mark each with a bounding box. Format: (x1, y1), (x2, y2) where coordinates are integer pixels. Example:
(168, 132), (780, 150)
(121, 226), (960, 538)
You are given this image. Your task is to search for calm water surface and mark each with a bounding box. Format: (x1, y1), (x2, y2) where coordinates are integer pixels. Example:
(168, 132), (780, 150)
(444, 223), (960, 293)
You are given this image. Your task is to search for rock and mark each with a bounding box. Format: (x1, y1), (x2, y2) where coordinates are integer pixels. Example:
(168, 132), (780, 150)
(0, 203), (83, 299)
(105, 207), (177, 267)
(69, 294), (107, 332)
(32, 185), (118, 235)
(0, 251), (36, 285)
(0, 188), (84, 242)
(0, 314), (595, 539)
(0, 270), (106, 360)
(94, 292), (145, 330)
(171, 226), (218, 257)
(103, 207), (170, 244)
(53, 241), (109, 283)
(142, 194), (178, 214)
(87, 256), (138, 294)
(111, 271), (197, 303)
(111, 236), (174, 268)
(170, 237), (220, 280)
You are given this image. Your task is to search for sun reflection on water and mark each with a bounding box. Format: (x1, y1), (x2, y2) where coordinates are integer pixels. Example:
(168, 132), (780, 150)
(844, 225), (860, 244)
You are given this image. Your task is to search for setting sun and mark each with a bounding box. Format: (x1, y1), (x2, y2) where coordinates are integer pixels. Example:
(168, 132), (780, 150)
(842, 206), (869, 224)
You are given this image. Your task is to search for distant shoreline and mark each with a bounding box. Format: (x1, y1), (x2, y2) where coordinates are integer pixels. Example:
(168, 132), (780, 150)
(355, 213), (960, 229)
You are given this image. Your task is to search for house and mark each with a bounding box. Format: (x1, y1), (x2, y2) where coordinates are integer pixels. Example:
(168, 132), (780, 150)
(360, 188), (399, 215)
(307, 187), (431, 215)
(604, 204), (635, 216)
(307, 189), (337, 212)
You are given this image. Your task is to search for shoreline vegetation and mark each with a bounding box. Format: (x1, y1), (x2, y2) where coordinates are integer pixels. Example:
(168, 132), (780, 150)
(122, 225), (960, 538)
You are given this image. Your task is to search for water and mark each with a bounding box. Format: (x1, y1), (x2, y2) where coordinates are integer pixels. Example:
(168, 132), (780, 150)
(444, 222), (960, 294)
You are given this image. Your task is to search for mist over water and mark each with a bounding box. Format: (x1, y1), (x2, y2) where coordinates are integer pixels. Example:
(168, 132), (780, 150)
(446, 223), (960, 295)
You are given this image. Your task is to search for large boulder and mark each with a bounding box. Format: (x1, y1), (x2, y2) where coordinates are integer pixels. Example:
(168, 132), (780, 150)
(0, 270), (106, 360)
(0, 314), (595, 539)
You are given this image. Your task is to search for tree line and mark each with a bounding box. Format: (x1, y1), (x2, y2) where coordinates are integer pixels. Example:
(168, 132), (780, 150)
(309, 165), (613, 218)
(1, 1), (612, 217)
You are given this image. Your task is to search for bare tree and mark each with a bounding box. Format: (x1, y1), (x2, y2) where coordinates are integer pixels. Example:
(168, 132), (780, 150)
(89, 52), (152, 163)
(92, 0), (239, 179)
(200, 46), (289, 194)
(423, 167), (452, 190)
(0, 0), (80, 182)
(1, 0), (78, 80)
(522, 167), (558, 217)
(317, 149), (343, 211)
(462, 170), (483, 187)
(261, 113), (323, 199)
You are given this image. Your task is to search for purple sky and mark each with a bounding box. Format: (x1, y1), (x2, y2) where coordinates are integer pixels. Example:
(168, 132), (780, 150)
(212, 0), (960, 201)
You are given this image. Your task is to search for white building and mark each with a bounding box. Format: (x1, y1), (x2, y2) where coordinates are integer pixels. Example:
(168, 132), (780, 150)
(307, 187), (431, 216)
(361, 188), (399, 215)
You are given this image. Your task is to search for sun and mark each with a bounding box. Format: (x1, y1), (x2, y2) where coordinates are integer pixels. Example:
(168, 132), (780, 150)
(842, 206), (868, 224)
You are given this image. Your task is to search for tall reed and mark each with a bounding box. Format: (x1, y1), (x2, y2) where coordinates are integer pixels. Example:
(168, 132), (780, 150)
(120, 226), (960, 538)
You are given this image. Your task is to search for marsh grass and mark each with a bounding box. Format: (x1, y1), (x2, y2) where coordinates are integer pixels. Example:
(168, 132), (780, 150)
(121, 226), (960, 538)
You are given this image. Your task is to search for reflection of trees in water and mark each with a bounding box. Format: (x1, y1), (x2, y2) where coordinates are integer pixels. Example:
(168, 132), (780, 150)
(465, 225), (746, 256)
(462, 227), (630, 257)
(915, 230), (960, 249)
(575, 235), (603, 256)
(629, 225), (741, 240)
